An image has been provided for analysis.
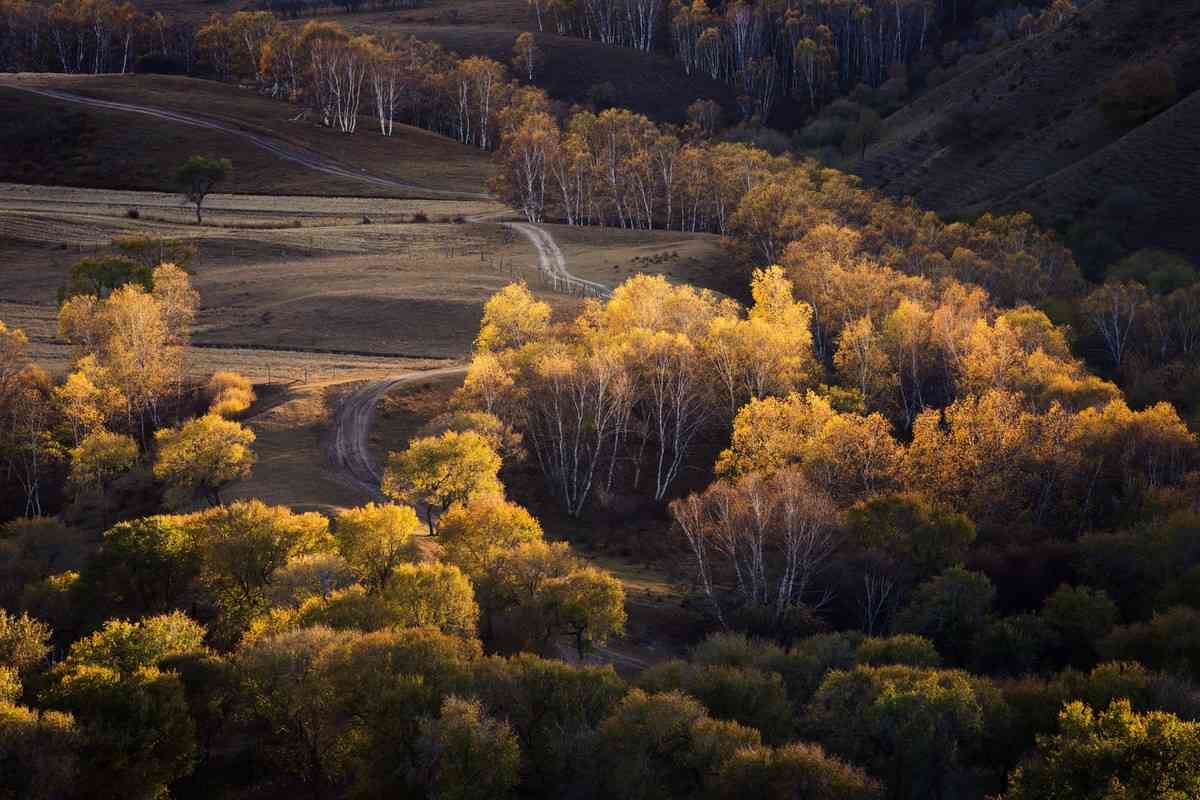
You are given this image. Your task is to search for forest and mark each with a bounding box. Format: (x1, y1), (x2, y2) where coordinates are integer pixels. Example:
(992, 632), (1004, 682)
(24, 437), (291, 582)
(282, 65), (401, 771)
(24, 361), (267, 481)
(2, 0), (1200, 798)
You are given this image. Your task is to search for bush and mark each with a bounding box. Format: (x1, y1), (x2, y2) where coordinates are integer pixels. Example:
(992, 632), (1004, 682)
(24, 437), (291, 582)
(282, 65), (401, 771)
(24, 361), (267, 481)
(206, 371), (256, 418)
(1099, 60), (1177, 127)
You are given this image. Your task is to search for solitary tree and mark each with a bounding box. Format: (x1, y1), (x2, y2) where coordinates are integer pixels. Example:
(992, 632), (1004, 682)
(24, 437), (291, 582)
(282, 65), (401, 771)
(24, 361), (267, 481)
(512, 32), (541, 81)
(538, 566), (626, 660)
(153, 414), (256, 507)
(382, 430), (503, 534)
(175, 155), (232, 224)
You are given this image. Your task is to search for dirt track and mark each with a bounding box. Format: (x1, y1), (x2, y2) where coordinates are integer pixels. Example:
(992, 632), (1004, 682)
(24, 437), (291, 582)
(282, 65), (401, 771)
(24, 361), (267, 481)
(327, 366), (469, 499)
(505, 221), (611, 298)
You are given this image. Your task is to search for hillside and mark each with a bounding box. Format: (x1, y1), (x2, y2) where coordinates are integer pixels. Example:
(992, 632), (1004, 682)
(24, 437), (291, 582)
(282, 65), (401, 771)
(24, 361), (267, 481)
(0, 75), (494, 197)
(851, 0), (1200, 260)
(334, 18), (742, 125)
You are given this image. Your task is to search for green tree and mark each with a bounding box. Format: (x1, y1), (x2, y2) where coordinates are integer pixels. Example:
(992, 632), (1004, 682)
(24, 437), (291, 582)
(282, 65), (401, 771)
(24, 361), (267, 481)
(292, 563), (479, 638)
(185, 500), (332, 644)
(176, 155), (232, 224)
(895, 567), (995, 665)
(1100, 605), (1200, 678)
(845, 492), (976, 581)
(0, 609), (51, 676)
(60, 255), (152, 301)
(233, 625), (350, 798)
(69, 428), (138, 527)
(807, 665), (983, 800)
(470, 653), (626, 796)
(532, 563), (626, 658)
(154, 413), (256, 507)
(41, 664), (197, 800)
(438, 495), (543, 636)
(417, 696), (522, 800)
(855, 634), (942, 668)
(84, 516), (200, 617)
(379, 562), (478, 637)
(1040, 584), (1118, 669)
(382, 430), (503, 534)
(638, 660), (794, 743)
(598, 689), (762, 800)
(56, 612), (206, 676)
(317, 627), (483, 797)
(1004, 700), (1200, 800)
(333, 502), (421, 590)
(711, 742), (881, 800)
(0, 699), (79, 800)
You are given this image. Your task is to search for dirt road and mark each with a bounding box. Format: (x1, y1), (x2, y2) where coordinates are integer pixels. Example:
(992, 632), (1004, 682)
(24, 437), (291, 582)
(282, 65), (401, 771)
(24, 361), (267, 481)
(326, 366), (469, 499)
(504, 221), (611, 298)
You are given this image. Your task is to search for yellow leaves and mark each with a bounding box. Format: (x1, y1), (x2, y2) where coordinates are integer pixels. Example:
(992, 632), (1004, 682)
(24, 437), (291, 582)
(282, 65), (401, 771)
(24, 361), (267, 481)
(151, 263), (198, 346)
(717, 390), (900, 502)
(459, 351), (515, 415)
(206, 371), (256, 419)
(153, 414), (256, 508)
(437, 495), (544, 586)
(596, 273), (725, 340)
(382, 430), (503, 532)
(959, 305), (1120, 412)
(704, 275), (816, 416)
(475, 282), (551, 353)
(68, 428), (137, 490)
(717, 391), (831, 478)
(333, 503), (421, 590)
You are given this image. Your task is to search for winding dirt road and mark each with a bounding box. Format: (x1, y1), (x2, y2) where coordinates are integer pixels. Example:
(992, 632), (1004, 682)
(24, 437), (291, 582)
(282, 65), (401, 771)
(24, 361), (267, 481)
(505, 221), (611, 298)
(327, 366), (468, 499)
(10, 84), (609, 496)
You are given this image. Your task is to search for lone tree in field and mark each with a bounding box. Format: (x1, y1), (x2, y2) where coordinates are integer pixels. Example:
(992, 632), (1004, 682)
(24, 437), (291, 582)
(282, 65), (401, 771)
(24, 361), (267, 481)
(176, 155), (232, 224)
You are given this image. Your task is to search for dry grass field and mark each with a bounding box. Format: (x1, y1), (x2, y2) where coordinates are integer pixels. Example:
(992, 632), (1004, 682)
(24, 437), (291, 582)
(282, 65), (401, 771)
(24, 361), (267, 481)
(0, 75), (495, 197)
(546, 224), (736, 296)
(0, 183), (557, 379)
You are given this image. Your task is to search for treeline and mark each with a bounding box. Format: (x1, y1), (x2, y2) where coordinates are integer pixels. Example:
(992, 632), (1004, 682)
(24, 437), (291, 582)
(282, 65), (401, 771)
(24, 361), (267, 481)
(525, 0), (1080, 120)
(0, 0), (200, 74)
(494, 104), (1077, 301)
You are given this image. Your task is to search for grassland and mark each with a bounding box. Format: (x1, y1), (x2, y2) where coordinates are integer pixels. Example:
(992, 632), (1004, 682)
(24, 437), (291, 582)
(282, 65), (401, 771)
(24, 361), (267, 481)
(0, 75), (495, 197)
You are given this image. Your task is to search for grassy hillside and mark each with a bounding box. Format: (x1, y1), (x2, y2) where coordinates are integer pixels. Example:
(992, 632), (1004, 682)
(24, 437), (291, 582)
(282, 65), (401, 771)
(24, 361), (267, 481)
(851, 0), (1200, 260)
(138, 0), (741, 124)
(335, 18), (741, 124)
(0, 75), (494, 197)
